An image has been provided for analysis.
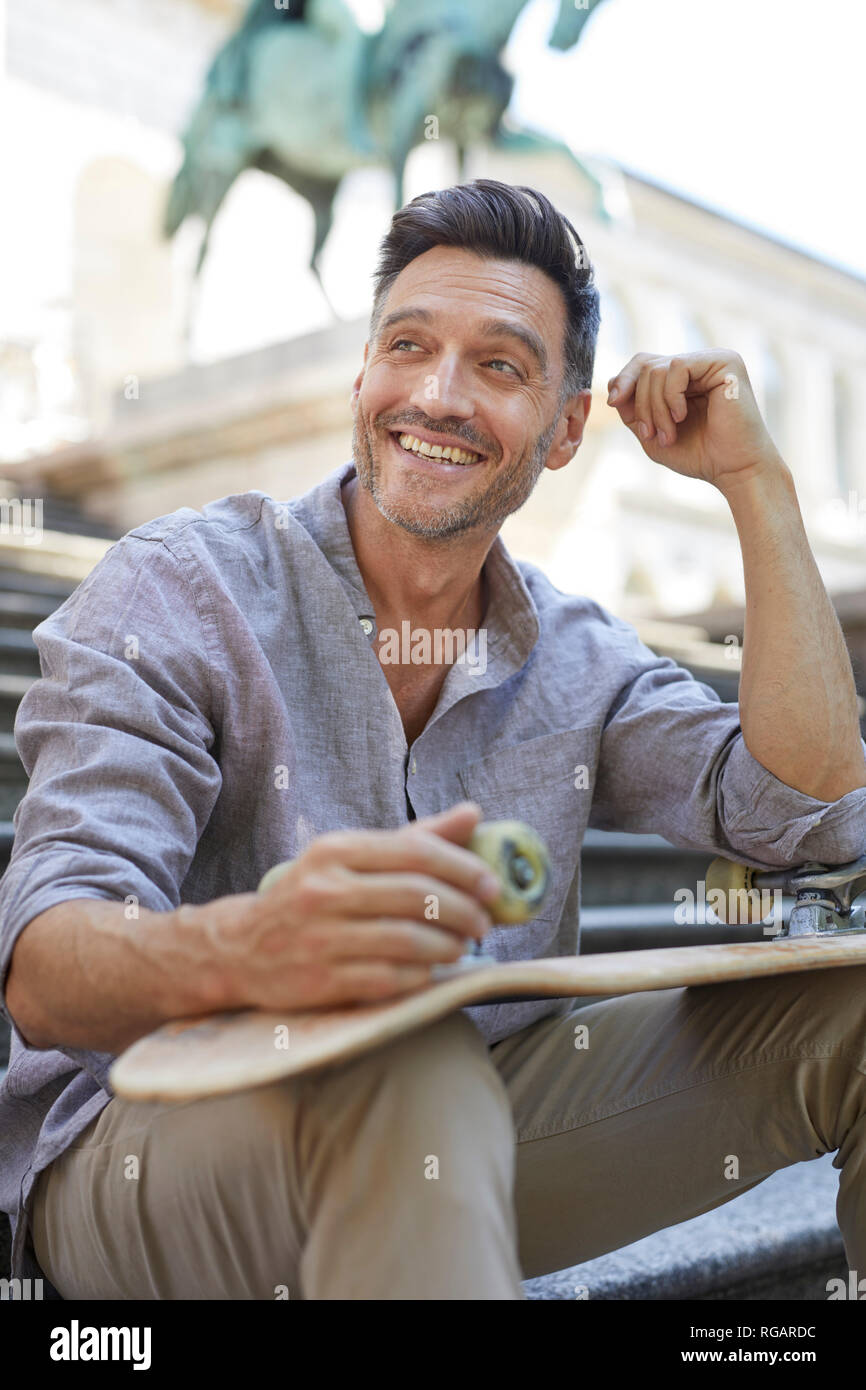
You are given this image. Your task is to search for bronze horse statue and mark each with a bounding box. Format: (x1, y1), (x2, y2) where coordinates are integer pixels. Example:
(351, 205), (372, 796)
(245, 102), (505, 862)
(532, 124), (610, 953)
(164, 0), (609, 321)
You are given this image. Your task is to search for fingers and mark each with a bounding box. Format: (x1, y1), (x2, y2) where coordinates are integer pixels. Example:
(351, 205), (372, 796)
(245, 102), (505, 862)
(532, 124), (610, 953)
(606, 359), (642, 416)
(308, 817), (502, 910)
(414, 800), (483, 842)
(308, 960), (434, 1007)
(608, 355), (692, 446)
(297, 868), (491, 941)
(645, 365), (677, 446)
(301, 918), (468, 965)
(664, 361), (690, 426)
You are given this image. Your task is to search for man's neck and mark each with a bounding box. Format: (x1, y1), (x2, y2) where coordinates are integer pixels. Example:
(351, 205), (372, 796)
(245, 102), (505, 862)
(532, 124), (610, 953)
(342, 472), (492, 633)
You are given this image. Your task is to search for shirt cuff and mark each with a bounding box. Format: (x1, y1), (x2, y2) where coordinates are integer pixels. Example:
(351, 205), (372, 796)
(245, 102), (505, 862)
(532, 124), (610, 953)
(721, 734), (866, 865)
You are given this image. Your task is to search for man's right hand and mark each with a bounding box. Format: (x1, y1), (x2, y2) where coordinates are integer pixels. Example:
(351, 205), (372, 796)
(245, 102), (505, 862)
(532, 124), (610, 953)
(205, 802), (501, 1011)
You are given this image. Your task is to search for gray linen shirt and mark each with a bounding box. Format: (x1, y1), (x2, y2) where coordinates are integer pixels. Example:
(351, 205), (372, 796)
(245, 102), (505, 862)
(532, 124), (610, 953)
(3, 456), (866, 1281)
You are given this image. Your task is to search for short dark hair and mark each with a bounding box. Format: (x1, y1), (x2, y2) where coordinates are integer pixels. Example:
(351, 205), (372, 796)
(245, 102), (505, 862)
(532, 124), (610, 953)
(369, 179), (600, 406)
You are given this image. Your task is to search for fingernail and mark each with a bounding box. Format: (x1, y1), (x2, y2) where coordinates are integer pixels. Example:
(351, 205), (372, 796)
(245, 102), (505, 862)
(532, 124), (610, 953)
(638, 422), (649, 439)
(657, 430), (667, 446)
(608, 387), (618, 402)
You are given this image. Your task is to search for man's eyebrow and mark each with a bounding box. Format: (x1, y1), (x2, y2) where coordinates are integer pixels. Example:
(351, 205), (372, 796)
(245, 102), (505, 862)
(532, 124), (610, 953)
(378, 306), (549, 377)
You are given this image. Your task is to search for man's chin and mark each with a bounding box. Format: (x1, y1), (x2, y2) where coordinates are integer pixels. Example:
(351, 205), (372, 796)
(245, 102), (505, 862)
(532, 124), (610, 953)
(371, 478), (478, 539)
(375, 495), (460, 537)
(351, 438), (485, 536)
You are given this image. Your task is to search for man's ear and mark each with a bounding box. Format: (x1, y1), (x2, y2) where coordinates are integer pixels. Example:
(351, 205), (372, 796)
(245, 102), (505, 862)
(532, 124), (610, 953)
(350, 342), (369, 410)
(546, 389), (592, 472)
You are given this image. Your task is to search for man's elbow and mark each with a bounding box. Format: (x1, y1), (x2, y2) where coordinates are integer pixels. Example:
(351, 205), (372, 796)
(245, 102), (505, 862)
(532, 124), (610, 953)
(5, 928), (54, 1050)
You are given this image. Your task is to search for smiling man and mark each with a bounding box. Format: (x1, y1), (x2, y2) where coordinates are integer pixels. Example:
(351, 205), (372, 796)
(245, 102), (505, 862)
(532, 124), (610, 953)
(3, 179), (866, 1301)
(343, 217), (593, 746)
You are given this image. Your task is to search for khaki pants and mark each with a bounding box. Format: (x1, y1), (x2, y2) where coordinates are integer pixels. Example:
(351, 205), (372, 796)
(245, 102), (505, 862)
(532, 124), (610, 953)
(30, 964), (866, 1299)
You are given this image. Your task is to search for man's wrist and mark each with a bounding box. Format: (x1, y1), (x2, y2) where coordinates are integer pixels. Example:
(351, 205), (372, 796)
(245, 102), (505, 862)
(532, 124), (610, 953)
(713, 451), (794, 509)
(167, 896), (253, 1016)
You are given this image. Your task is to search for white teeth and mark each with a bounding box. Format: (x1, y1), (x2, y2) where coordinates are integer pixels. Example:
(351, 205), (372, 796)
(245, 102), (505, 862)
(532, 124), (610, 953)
(396, 433), (480, 466)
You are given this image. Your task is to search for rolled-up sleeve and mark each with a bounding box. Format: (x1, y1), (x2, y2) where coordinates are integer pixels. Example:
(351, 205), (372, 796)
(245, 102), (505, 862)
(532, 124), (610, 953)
(589, 621), (866, 869)
(0, 534), (223, 1031)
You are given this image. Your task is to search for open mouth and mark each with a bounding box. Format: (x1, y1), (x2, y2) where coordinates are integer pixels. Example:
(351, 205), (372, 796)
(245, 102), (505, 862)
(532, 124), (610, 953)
(388, 430), (485, 470)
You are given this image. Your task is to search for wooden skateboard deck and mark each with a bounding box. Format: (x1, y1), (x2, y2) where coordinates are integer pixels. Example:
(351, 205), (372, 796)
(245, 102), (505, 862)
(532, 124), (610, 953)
(109, 934), (866, 1103)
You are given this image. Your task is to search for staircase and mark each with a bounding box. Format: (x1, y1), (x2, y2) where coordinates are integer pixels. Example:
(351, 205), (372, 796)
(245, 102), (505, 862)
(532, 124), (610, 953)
(0, 483), (120, 1080)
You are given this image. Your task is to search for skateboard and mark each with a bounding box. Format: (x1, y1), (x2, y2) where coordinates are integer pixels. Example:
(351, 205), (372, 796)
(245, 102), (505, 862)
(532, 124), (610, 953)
(109, 824), (866, 1104)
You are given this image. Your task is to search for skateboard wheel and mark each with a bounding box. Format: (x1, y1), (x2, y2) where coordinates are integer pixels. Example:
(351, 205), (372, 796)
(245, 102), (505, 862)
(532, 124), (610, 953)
(704, 856), (758, 923)
(468, 819), (551, 923)
(257, 859), (295, 895)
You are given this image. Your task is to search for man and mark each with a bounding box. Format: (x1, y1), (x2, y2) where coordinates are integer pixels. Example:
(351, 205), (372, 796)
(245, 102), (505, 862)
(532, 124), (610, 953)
(2, 179), (866, 1300)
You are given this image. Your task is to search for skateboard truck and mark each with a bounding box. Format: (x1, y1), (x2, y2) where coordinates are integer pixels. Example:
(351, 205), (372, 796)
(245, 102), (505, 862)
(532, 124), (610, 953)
(705, 853), (866, 937)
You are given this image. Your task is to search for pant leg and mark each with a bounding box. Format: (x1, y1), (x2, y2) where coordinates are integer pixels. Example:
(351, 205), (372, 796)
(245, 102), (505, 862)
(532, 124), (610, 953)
(488, 963), (866, 1282)
(30, 1010), (523, 1300)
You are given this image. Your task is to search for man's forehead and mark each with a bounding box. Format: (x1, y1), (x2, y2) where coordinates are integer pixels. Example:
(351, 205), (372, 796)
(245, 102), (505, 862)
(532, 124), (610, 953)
(387, 246), (560, 312)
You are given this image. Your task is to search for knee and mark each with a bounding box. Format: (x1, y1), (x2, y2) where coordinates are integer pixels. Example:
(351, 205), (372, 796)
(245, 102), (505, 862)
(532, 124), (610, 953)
(361, 1008), (495, 1081)
(294, 1010), (514, 1136)
(189, 1012), (515, 1189)
(331, 1008), (504, 1091)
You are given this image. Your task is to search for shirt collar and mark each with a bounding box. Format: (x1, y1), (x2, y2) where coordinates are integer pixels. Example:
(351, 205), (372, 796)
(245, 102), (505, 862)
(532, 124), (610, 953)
(287, 458), (541, 678)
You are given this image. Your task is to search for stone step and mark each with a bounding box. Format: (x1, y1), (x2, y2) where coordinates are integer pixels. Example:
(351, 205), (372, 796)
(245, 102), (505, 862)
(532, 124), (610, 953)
(0, 729), (30, 818)
(579, 901), (782, 952)
(0, 822), (13, 860)
(580, 829), (712, 907)
(0, 628), (40, 677)
(0, 675), (37, 732)
(0, 568), (77, 602)
(0, 590), (66, 630)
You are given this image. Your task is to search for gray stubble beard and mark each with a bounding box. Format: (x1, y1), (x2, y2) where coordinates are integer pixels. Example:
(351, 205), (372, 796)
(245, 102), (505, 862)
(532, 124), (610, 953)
(350, 411), (561, 541)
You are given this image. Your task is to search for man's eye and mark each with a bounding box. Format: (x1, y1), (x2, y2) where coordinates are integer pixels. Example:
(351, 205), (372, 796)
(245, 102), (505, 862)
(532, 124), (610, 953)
(391, 341), (519, 376)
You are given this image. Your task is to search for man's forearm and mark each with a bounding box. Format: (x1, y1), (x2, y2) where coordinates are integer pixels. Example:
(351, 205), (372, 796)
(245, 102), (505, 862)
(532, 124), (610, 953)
(5, 896), (240, 1054)
(718, 458), (866, 801)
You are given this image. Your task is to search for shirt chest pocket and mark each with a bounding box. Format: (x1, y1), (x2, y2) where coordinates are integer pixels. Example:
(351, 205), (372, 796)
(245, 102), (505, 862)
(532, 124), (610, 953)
(456, 727), (597, 958)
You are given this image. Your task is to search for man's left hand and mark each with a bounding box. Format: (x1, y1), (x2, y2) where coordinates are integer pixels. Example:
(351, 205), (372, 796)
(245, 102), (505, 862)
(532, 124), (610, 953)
(606, 350), (784, 490)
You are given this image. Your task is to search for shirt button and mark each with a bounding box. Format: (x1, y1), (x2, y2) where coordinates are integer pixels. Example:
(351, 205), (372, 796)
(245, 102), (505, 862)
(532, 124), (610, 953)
(410, 758), (417, 774)
(360, 617), (374, 636)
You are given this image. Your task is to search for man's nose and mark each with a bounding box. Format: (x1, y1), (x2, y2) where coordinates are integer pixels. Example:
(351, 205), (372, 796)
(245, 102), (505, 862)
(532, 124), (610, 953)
(407, 352), (476, 419)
